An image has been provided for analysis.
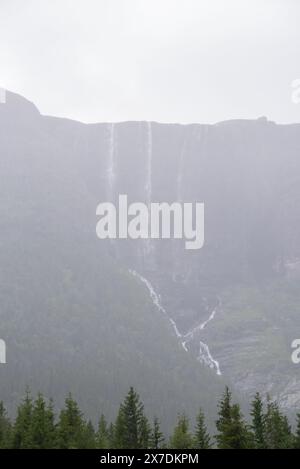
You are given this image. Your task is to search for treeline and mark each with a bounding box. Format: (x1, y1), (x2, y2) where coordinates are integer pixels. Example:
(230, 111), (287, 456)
(0, 386), (299, 449)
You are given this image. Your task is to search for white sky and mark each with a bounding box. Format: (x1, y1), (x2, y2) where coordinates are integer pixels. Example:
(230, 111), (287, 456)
(0, 0), (299, 123)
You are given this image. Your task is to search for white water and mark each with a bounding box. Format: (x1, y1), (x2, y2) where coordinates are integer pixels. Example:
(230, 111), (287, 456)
(104, 123), (221, 375)
(130, 269), (222, 376)
(198, 342), (221, 376)
(199, 309), (216, 331)
(172, 126), (221, 374)
(107, 123), (115, 201)
(129, 269), (182, 340)
(144, 122), (153, 258)
(182, 306), (221, 376)
(182, 309), (216, 343)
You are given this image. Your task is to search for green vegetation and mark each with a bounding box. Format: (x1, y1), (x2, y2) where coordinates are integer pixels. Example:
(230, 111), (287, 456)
(0, 386), (298, 449)
(204, 279), (300, 412)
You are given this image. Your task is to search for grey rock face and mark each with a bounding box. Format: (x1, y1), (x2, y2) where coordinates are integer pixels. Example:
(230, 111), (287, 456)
(1, 91), (300, 414)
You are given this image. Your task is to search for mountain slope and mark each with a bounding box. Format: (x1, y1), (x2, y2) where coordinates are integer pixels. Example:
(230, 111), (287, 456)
(0, 91), (225, 431)
(1, 90), (300, 424)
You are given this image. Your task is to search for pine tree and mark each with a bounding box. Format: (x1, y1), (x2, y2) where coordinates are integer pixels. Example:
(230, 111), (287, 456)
(81, 420), (96, 449)
(12, 389), (33, 449)
(150, 417), (165, 449)
(114, 387), (148, 449)
(57, 393), (86, 449)
(97, 414), (110, 449)
(138, 414), (151, 449)
(216, 388), (253, 449)
(0, 385), (297, 450)
(264, 399), (292, 449)
(194, 409), (211, 449)
(170, 414), (193, 449)
(0, 402), (12, 448)
(29, 394), (57, 449)
(215, 387), (232, 449)
(250, 392), (265, 448)
(225, 404), (253, 449)
(113, 407), (125, 448)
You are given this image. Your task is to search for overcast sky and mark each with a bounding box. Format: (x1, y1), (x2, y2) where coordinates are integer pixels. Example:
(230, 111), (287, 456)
(0, 0), (299, 124)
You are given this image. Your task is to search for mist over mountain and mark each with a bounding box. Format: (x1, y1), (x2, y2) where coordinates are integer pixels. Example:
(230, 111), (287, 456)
(0, 90), (300, 430)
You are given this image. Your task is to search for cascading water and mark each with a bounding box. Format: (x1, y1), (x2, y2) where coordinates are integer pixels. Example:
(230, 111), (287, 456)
(129, 270), (182, 340)
(172, 125), (221, 375)
(182, 305), (222, 376)
(144, 122), (153, 259)
(130, 269), (222, 376)
(198, 342), (221, 376)
(105, 123), (221, 376)
(172, 135), (187, 279)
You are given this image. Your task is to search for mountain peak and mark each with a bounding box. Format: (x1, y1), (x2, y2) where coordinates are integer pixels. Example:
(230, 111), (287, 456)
(0, 89), (40, 120)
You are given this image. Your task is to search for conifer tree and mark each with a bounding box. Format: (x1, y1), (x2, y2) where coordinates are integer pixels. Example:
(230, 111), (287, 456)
(0, 386), (297, 450)
(216, 388), (253, 449)
(29, 394), (57, 449)
(114, 387), (148, 449)
(225, 404), (253, 449)
(215, 387), (232, 449)
(57, 393), (86, 449)
(81, 420), (96, 449)
(97, 414), (110, 449)
(113, 407), (125, 448)
(170, 414), (193, 449)
(250, 392), (265, 449)
(150, 417), (165, 449)
(12, 389), (33, 449)
(138, 414), (151, 449)
(194, 409), (211, 449)
(264, 399), (292, 449)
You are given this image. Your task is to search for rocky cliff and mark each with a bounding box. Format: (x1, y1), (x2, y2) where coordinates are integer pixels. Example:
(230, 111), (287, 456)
(1, 91), (300, 422)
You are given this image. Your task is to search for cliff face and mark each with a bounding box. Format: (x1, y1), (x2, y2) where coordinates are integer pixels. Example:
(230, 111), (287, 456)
(1, 91), (300, 416)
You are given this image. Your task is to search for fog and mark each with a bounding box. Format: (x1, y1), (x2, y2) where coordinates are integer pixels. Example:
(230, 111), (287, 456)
(0, 0), (299, 123)
(1, 0), (300, 448)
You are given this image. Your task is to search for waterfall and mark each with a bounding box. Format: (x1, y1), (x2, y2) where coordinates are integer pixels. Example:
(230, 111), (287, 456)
(172, 136), (187, 278)
(107, 123), (115, 202)
(198, 342), (221, 376)
(144, 122), (153, 259)
(182, 304), (222, 376)
(182, 309), (216, 344)
(173, 125), (221, 375)
(0, 339), (6, 364)
(130, 269), (222, 375)
(129, 270), (182, 341)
